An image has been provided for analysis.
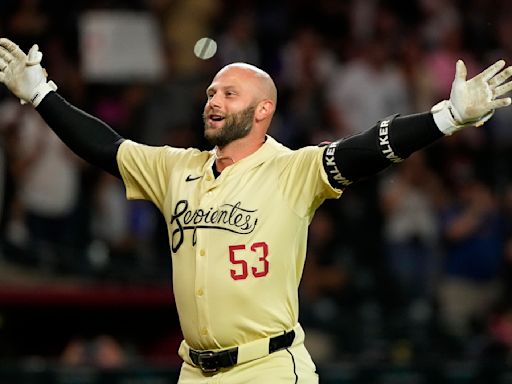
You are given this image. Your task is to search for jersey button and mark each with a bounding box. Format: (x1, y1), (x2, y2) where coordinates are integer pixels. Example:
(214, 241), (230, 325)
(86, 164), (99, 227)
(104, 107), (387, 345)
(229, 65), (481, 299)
(206, 175), (213, 181)
(196, 288), (204, 296)
(199, 249), (206, 256)
(201, 327), (208, 336)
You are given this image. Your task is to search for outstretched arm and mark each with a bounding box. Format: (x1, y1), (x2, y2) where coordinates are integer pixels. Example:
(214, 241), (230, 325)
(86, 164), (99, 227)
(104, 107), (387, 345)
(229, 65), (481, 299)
(36, 92), (124, 178)
(0, 38), (123, 178)
(323, 59), (512, 188)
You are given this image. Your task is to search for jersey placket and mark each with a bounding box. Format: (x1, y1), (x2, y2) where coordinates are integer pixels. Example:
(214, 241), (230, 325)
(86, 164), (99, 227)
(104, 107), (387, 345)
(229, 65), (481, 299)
(194, 167), (219, 345)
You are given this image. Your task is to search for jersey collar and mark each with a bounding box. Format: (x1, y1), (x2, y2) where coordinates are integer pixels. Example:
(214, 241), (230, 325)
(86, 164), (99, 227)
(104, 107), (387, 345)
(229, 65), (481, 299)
(204, 135), (284, 177)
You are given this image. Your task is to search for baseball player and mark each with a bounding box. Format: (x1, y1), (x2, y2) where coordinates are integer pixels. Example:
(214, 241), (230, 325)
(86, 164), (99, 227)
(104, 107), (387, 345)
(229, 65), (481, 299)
(1, 37), (512, 383)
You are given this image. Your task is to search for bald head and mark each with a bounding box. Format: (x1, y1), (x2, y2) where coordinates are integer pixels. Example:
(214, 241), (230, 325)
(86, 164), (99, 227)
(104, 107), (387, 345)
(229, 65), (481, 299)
(204, 62), (277, 146)
(215, 63), (277, 105)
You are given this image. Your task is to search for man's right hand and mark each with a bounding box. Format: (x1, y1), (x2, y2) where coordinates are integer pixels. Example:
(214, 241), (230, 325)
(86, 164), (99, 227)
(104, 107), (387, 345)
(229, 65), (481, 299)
(0, 38), (57, 107)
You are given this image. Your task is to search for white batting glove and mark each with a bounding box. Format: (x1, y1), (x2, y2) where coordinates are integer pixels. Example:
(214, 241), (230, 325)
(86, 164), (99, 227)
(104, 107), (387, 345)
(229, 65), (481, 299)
(432, 59), (512, 135)
(0, 38), (57, 107)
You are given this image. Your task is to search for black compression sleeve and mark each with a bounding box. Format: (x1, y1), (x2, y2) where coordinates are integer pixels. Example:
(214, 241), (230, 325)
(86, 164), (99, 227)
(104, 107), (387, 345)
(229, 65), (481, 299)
(322, 112), (444, 188)
(390, 112), (445, 158)
(36, 92), (124, 177)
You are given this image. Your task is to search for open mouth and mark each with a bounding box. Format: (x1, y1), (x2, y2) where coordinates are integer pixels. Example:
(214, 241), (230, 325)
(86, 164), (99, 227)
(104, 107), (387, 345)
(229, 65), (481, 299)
(209, 114), (225, 122)
(207, 114), (226, 127)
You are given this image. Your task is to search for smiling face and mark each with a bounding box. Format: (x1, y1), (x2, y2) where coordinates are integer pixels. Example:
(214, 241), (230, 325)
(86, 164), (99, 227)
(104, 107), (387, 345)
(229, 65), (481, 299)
(203, 63), (276, 147)
(203, 103), (257, 147)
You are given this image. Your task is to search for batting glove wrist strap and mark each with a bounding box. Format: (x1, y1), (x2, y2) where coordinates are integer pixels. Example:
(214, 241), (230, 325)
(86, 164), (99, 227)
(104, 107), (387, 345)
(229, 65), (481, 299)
(27, 80), (57, 107)
(431, 99), (493, 136)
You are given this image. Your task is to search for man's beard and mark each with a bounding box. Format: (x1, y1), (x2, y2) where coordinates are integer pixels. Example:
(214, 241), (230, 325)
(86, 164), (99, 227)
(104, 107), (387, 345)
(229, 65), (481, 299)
(204, 105), (256, 147)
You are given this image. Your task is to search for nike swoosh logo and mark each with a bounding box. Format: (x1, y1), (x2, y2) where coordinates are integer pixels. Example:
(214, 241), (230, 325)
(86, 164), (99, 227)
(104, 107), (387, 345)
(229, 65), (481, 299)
(185, 175), (202, 182)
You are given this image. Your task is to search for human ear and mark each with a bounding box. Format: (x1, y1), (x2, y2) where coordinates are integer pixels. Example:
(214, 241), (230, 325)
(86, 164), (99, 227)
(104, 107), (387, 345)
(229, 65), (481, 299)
(255, 100), (274, 121)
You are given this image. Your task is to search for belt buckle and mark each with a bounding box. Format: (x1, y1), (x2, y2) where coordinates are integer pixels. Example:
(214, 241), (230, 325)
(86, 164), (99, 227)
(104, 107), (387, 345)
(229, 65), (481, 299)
(197, 351), (218, 373)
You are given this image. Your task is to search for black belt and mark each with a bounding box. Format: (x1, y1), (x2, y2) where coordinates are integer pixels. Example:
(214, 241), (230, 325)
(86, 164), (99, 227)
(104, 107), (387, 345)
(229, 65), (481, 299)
(189, 330), (296, 372)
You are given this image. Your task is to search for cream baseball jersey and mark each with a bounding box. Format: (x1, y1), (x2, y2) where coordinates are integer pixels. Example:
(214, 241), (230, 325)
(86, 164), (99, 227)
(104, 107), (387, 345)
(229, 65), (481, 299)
(117, 136), (342, 350)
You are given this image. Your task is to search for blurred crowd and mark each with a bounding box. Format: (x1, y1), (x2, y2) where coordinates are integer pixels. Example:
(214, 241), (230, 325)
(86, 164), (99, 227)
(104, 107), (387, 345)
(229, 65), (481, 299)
(2, 0), (512, 371)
